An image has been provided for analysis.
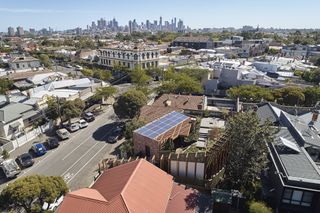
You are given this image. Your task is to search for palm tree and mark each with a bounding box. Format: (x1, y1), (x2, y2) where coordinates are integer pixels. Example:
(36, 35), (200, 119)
(94, 86), (117, 106)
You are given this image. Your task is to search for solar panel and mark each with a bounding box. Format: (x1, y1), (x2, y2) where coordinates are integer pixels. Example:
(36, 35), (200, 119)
(135, 111), (189, 139)
(279, 137), (301, 153)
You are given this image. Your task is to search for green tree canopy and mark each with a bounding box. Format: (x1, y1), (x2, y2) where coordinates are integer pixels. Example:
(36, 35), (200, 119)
(113, 89), (147, 119)
(62, 98), (85, 121)
(214, 112), (275, 197)
(94, 86), (117, 104)
(0, 78), (13, 94)
(130, 66), (152, 87)
(248, 201), (272, 213)
(302, 68), (320, 85)
(0, 175), (68, 213)
(38, 54), (52, 68)
(45, 97), (61, 120)
(227, 85), (274, 102)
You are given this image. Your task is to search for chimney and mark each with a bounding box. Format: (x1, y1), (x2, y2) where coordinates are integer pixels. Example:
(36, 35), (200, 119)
(165, 99), (171, 107)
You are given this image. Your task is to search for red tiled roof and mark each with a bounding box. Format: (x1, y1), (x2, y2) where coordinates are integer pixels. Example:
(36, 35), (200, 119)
(153, 94), (204, 111)
(58, 159), (203, 213)
(166, 183), (198, 213)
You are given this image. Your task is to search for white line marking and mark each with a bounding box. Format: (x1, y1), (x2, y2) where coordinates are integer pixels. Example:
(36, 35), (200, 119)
(67, 143), (108, 184)
(62, 121), (115, 161)
(61, 128), (113, 177)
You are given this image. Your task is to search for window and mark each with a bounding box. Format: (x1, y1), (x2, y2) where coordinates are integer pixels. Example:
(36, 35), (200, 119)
(134, 54), (138, 60)
(282, 189), (313, 207)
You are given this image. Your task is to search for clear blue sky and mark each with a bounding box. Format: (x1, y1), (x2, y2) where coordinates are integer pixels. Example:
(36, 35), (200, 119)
(1, 0), (319, 31)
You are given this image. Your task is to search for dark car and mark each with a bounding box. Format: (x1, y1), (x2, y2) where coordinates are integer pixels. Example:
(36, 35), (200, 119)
(16, 153), (34, 168)
(83, 112), (95, 122)
(46, 138), (59, 149)
(31, 143), (47, 157)
(107, 134), (119, 144)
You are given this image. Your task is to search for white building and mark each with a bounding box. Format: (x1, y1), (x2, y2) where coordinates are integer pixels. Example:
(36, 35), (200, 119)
(9, 56), (41, 72)
(99, 43), (160, 70)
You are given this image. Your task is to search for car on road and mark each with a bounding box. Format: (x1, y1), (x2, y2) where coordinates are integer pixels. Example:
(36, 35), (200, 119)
(107, 134), (119, 144)
(56, 128), (70, 140)
(45, 138), (59, 149)
(42, 195), (64, 211)
(16, 153), (34, 168)
(65, 64), (73, 68)
(31, 143), (47, 157)
(0, 158), (21, 178)
(67, 123), (80, 132)
(83, 112), (95, 122)
(78, 119), (88, 128)
(75, 65), (83, 71)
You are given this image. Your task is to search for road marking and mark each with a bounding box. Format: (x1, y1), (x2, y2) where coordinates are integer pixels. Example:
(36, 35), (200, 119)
(63, 172), (74, 182)
(62, 121), (115, 161)
(67, 143), (108, 184)
(61, 127), (112, 177)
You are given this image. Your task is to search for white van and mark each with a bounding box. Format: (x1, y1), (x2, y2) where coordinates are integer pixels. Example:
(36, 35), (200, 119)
(0, 158), (21, 178)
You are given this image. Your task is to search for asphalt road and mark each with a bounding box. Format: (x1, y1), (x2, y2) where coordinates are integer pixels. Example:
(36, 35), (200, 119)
(0, 106), (123, 191)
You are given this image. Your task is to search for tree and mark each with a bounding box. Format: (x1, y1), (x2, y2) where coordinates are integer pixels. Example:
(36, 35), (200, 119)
(124, 118), (145, 140)
(248, 201), (272, 213)
(114, 89), (147, 119)
(280, 87), (305, 106)
(304, 86), (320, 107)
(94, 86), (117, 105)
(62, 98), (85, 121)
(45, 97), (60, 120)
(130, 66), (152, 87)
(212, 112), (275, 197)
(93, 69), (112, 81)
(227, 85), (274, 102)
(0, 78), (13, 94)
(0, 175), (68, 213)
(38, 54), (52, 68)
(81, 68), (94, 77)
(302, 68), (320, 85)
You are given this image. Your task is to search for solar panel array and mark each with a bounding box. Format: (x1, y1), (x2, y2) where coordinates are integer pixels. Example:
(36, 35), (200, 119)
(135, 111), (189, 139)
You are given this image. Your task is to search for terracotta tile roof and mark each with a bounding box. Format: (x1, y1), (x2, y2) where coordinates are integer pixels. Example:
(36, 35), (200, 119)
(166, 183), (198, 213)
(58, 159), (207, 213)
(139, 105), (182, 123)
(152, 94), (204, 111)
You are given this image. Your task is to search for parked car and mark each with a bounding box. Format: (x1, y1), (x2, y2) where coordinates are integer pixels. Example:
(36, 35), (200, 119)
(67, 123), (80, 132)
(0, 158), (21, 178)
(31, 143), (47, 157)
(83, 112), (95, 122)
(46, 138), (59, 149)
(16, 153), (34, 168)
(42, 195), (64, 211)
(78, 119), (88, 128)
(107, 134), (119, 144)
(66, 64), (73, 68)
(56, 128), (70, 140)
(75, 65), (83, 71)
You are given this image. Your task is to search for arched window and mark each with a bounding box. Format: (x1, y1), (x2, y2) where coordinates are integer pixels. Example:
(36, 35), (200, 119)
(155, 52), (158, 58)
(112, 52), (115, 57)
(142, 53), (145, 59)
(107, 51), (110, 57)
(134, 54), (138, 60)
(151, 52), (154, 58)
(118, 53), (121, 58)
(146, 53), (150, 59)
(127, 53), (130, 59)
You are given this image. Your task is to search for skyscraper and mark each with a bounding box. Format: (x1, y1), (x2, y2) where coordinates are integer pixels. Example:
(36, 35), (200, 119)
(8, 27), (15, 37)
(129, 20), (133, 34)
(159, 16), (162, 30)
(16, 26), (24, 37)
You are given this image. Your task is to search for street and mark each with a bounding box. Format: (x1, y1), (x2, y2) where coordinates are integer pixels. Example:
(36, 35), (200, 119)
(0, 106), (122, 191)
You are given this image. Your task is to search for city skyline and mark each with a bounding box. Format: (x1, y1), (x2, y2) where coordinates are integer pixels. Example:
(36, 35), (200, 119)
(1, 0), (320, 32)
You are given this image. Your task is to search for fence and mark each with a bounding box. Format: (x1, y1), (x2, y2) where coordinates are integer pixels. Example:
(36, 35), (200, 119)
(0, 121), (53, 153)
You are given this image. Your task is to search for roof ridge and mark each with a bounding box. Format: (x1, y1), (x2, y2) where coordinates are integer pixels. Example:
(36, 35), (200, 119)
(120, 159), (144, 210)
(68, 193), (108, 204)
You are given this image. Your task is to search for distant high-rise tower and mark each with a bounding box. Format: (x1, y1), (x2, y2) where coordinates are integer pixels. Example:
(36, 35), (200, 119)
(8, 27), (15, 37)
(159, 16), (162, 30)
(129, 20), (133, 34)
(16, 26), (24, 37)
